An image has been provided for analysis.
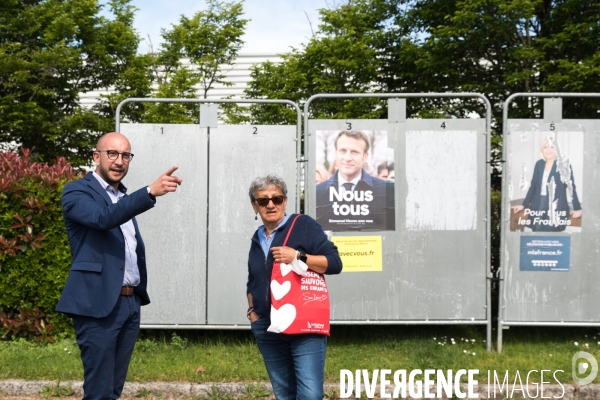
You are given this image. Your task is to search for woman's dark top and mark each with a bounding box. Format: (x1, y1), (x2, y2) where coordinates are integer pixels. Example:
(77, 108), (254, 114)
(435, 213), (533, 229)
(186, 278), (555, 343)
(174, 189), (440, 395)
(247, 213), (342, 319)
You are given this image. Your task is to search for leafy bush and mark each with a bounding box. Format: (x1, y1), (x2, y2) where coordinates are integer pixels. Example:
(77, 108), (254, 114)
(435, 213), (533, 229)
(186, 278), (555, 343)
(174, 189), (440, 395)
(0, 149), (81, 336)
(0, 307), (55, 343)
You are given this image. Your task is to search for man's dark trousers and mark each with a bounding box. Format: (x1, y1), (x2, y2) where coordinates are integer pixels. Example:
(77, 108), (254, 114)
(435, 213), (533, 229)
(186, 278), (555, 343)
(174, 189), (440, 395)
(72, 294), (141, 400)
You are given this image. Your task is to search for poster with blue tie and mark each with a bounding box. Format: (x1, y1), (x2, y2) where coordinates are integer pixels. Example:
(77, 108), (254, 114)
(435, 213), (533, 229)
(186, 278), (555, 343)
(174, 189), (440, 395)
(315, 130), (395, 231)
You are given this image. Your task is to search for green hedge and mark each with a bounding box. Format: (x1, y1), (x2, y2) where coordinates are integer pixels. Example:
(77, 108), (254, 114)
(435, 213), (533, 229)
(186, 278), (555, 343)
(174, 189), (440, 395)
(0, 149), (82, 336)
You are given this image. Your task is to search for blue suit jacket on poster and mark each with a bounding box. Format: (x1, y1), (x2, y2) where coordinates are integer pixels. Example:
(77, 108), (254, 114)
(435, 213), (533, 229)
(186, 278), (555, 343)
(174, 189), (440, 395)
(56, 172), (155, 318)
(316, 169), (395, 231)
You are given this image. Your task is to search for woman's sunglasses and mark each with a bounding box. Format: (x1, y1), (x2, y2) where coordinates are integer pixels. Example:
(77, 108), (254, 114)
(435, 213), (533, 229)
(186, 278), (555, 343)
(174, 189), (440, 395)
(254, 196), (286, 207)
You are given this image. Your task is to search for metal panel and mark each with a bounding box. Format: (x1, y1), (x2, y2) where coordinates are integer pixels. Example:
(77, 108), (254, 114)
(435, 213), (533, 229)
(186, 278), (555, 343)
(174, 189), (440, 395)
(388, 98), (406, 123)
(121, 124), (208, 325)
(307, 118), (488, 321)
(200, 103), (218, 128)
(206, 125), (298, 325)
(501, 119), (600, 323)
(543, 98), (563, 123)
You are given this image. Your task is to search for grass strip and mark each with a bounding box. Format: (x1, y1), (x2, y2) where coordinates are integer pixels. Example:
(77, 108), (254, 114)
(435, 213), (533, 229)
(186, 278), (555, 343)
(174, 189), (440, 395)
(0, 325), (598, 384)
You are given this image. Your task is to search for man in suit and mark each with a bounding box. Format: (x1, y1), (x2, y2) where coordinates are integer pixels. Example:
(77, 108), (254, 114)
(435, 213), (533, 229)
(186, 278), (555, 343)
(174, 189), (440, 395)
(56, 132), (182, 400)
(316, 130), (395, 231)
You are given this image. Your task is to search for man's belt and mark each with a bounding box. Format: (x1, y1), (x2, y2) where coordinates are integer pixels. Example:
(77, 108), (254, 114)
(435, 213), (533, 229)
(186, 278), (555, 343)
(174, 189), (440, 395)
(120, 286), (135, 296)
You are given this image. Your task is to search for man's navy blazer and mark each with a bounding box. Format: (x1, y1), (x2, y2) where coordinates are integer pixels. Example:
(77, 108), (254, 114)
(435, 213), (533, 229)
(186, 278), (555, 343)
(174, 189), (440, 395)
(316, 169), (395, 231)
(56, 172), (155, 318)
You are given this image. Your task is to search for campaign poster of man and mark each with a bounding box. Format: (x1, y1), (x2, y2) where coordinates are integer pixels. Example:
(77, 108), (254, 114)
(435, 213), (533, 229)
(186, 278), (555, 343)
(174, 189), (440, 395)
(508, 131), (583, 233)
(315, 130), (395, 231)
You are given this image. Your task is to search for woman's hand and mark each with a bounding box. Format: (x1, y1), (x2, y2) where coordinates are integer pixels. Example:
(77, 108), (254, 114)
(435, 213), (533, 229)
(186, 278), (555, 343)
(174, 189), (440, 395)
(511, 205), (525, 213)
(571, 209), (582, 219)
(272, 246), (330, 274)
(270, 246), (297, 264)
(248, 311), (259, 323)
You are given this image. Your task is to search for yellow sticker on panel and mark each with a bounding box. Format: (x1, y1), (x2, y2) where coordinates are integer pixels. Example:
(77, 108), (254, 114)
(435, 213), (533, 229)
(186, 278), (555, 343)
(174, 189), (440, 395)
(331, 236), (382, 272)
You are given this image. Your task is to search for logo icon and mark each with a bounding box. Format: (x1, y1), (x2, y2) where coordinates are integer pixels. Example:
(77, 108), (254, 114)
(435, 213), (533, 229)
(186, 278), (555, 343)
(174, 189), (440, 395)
(307, 322), (312, 329)
(572, 351), (598, 385)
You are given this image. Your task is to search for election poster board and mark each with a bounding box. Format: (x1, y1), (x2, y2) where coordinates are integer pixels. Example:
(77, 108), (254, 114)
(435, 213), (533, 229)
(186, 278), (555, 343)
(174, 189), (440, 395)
(315, 130), (395, 232)
(500, 116), (600, 331)
(308, 117), (488, 324)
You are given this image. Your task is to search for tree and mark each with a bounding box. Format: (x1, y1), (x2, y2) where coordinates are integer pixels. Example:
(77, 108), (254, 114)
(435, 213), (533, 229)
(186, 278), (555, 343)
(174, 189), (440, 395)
(143, 67), (201, 124)
(394, 0), (600, 185)
(0, 0), (144, 166)
(238, 0), (393, 125)
(144, 0), (248, 123)
(398, 0), (598, 116)
(244, 0), (600, 184)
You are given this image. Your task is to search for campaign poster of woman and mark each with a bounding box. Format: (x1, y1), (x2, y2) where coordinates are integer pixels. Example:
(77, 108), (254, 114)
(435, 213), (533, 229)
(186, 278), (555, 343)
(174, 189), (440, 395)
(315, 130), (395, 232)
(508, 131), (583, 232)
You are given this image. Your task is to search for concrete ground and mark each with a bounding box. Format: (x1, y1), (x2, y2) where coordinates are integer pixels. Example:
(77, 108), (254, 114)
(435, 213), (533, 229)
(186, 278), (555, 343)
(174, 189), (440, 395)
(0, 380), (273, 399)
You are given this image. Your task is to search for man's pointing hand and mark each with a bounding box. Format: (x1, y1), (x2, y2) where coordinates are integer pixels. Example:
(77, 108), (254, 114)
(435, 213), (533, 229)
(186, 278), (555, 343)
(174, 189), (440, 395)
(148, 166), (183, 197)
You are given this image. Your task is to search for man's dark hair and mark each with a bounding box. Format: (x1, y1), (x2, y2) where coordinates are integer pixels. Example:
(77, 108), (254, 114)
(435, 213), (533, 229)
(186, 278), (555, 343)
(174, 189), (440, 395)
(334, 130), (370, 153)
(377, 162), (388, 175)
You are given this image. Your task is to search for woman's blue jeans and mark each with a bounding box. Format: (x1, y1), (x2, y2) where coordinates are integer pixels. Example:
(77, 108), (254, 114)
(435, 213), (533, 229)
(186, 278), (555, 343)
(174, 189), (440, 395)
(251, 318), (327, 400)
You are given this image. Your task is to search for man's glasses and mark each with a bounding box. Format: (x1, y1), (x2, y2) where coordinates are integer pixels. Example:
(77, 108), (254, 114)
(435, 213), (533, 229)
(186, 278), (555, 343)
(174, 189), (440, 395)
(254, 196), (286, 207)
(96, 150), (134, 162)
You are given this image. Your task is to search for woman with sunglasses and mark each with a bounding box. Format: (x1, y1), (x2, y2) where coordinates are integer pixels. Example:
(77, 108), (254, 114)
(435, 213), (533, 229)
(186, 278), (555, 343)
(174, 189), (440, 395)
(246, 174), (342, 400)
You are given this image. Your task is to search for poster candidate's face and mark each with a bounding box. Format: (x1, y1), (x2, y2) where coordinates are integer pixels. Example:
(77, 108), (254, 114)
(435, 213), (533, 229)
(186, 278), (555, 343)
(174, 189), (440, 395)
(335, 135), (368, 181)
(541, 141), (556, 161)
